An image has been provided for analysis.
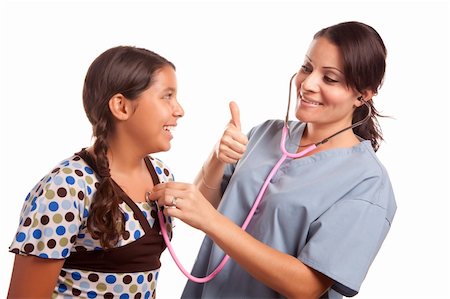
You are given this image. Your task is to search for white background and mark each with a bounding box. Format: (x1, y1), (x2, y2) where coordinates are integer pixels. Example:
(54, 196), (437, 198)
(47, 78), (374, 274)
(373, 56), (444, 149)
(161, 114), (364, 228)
(1, 1), (449, 298)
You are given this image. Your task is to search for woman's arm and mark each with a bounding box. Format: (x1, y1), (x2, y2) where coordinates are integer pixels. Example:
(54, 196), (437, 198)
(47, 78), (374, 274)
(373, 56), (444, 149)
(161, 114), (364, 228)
(8, 254), (65, 298)
(149, 183), (333, 298)
(194, 101), (248, 208)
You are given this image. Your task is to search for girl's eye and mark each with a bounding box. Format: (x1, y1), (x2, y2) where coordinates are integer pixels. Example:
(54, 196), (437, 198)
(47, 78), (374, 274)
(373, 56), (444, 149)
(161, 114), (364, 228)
(163, 93), (172, 100)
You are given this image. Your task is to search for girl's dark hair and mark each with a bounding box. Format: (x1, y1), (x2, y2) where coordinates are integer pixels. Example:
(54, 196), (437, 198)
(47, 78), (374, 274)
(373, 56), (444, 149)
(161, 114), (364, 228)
(314, 21), (387, 151)
(83, 46), (174, 248)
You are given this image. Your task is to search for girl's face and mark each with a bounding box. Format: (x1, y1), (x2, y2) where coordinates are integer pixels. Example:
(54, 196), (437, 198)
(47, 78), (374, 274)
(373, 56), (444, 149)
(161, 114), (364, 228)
(295, 37), (361, 129)
(124, 65), (184, 153)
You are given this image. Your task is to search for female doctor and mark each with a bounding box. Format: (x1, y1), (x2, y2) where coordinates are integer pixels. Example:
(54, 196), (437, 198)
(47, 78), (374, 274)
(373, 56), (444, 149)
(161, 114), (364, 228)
(149, 21), (396, 299)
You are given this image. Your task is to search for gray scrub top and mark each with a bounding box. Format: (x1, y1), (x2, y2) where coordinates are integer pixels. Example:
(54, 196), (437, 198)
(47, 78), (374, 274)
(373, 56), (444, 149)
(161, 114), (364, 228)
(182, 120), (396, 299)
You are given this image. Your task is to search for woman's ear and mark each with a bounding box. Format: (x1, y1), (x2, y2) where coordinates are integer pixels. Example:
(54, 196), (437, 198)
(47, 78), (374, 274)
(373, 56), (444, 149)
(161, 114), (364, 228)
(354, 90), (374, 107)
(108, 94), (132, 121)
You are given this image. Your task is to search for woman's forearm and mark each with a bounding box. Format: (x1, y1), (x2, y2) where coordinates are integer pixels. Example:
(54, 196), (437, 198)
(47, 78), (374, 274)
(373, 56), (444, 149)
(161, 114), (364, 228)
(204, 212), (333, 298)
(194, 149), (226, 209)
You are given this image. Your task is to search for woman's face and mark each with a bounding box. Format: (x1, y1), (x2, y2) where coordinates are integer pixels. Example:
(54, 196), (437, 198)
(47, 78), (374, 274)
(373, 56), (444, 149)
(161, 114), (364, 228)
(295, 37), (361, 128)
(124, 65), (184, 153)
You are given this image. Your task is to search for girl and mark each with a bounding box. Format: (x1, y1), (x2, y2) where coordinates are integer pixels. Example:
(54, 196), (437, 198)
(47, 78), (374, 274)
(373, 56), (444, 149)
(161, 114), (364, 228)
(8, 46), (184, 298)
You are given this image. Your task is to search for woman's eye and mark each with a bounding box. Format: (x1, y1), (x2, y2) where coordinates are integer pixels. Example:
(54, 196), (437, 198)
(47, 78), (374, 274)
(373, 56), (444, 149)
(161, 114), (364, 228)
(324, 76), (338, 83)
(301, 65), (311, 73)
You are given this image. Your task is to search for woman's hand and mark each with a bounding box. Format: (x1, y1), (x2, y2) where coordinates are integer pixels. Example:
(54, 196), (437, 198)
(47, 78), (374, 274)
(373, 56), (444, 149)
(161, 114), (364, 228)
(148, 182), (219, 233)
(215, 101), (248, 164)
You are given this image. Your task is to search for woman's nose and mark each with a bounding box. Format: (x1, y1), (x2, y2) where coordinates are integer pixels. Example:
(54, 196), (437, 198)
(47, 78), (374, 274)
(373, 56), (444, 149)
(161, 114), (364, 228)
(299, 72), (320, 93)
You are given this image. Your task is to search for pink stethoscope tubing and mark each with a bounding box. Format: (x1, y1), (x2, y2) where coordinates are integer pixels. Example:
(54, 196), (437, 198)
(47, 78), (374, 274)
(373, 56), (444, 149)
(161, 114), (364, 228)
(154, 124), (316, 283)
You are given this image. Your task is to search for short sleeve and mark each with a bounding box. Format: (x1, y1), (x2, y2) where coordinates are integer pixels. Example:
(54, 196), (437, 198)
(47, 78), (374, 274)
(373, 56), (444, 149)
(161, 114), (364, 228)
(9, 160), (91, 259)
(298, 199), (392, 297)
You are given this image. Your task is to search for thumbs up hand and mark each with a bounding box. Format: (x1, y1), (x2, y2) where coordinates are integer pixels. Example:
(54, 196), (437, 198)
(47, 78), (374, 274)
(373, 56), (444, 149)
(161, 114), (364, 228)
(215, 101), (249, 164)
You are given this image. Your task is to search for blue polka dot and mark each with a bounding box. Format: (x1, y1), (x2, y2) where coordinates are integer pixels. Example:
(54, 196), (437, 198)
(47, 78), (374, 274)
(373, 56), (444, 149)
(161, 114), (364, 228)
(56, 226), (66, 235)
(120, 295), (129, 299)
(30, 201), (37, 212)
(46, 176), (52, 183)
(61, 248), (69, 257)
(80, 281), (90, 289)
(137, 275), (144, 284)
(61, 200), (71, 210)
(105, 275), (116, 284)
(54, 176), (63, 185)
(69, 224), (78, 234)
(73, 201), (78, 209)
(84, 166), (94, 174)
(83, 239), (94, 247)
(25, 193), (31, 201)
(58, 283), (67, 292)
(16, 232), (26, 242)
(87, 186), (92, 195)
(71, 272), (81, 280)
(113, 284), (124, 293)
(78, 179), (86, 189)
(83, 208), (89, 218)
(49, 201), (59, 211)
(38, 203), (47, 213)
(61, 161), (70, 166)
(44, 227), (54, 237)
(156, 271), (159, 280)
(155, 167), (162, 174)
(124, 213), (129, 221)
(142, 211), (147, 218)
(134, 230), (141, 239)
(87, 291), (97, 298)
(66, 176), (75, 185)
(39, 253), (48, 258)
(33, 229), (42, 239)
(77, 233), (86, 239)
(73, 162), (82, 169)
(144, 291), (151, 299)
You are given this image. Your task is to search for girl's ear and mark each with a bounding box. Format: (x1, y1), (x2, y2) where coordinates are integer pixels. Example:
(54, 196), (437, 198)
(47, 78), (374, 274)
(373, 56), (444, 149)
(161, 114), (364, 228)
(108, 94), (133, 121)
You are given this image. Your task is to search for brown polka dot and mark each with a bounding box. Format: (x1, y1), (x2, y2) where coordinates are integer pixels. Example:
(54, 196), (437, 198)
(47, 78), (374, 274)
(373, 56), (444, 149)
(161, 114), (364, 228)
(65, 212), (75, 222)
(24, 217), (32, 227)
(47, 239), (57, 249)
(163, 168), (170, 176)
(75, 170), (83, 177)
(72, 288), (81, 296)
(122, 231), (130, 240)
(11, 248), (19, 254)
(70, 235), (77, 244)
(88, 273), (99, 282)
(24, 243), (34, 253)
(123, 275), (132, 284)
(38, 189), (44, 197)
(75, 246), (87, 252)
(147, 272), (153, 282)
(134, 293), (142, 299)
(57, 188), (67, 197)
(52, 167), (60, 173)
(41, 215), (50, 225)
(104, 292), (114, 299)
(60, 270), (67, 277)
(78, 191), (84, 200)
(73, 156), (81, 161)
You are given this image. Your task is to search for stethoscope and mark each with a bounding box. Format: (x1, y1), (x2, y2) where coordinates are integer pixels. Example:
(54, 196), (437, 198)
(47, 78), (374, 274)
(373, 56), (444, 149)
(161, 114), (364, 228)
(149, 73), (372, 283)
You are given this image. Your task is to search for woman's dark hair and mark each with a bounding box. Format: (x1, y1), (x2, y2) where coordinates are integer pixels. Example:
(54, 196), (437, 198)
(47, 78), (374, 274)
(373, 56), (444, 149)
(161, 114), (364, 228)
(83, 46), (175, 248)
(314, 21), (387, 151)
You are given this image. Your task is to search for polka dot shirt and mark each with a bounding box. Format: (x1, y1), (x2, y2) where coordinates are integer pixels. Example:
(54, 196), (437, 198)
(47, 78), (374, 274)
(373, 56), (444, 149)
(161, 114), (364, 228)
(9, 153), (175, 298)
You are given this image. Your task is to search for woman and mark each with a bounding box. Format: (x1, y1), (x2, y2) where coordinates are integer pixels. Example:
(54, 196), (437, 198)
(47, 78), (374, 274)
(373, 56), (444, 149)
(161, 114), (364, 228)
(8, 46), (184, 298)
(150, 21), (396, 298)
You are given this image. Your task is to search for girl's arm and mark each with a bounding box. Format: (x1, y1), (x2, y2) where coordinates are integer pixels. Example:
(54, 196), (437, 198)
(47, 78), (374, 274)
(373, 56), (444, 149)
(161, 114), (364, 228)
(149, 183), (333, 298)
(8, 254), (65, 298)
